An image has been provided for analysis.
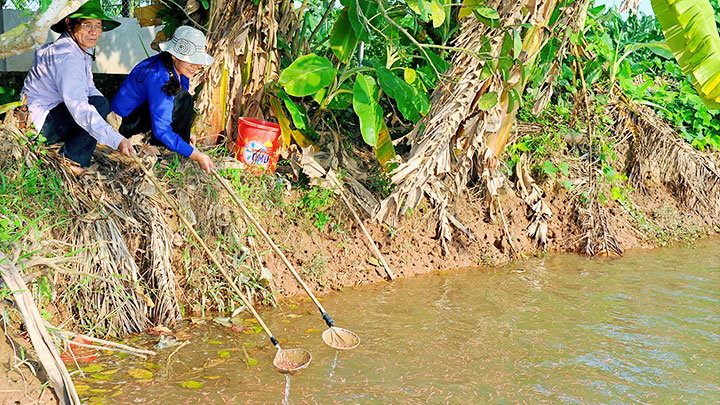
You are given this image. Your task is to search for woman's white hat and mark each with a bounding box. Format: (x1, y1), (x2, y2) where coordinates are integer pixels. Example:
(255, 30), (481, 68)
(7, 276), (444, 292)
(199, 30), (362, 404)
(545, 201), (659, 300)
(159, 26), (215, 66)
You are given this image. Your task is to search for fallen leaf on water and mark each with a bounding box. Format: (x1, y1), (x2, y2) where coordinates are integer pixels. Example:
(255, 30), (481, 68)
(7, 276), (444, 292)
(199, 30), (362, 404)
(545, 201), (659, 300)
(75, 384), (90, 394)
(305, 328), (323, 333)
(110, 389), (123, 398)
(244, 318), (258, 324)
(204, 376), (221, 380)
(207, 340), (224, 345)
(149, 325), (172, 336)
(115, 352), (130, 359)
(89, 388), (109, 393)
(101, 369), (119, 375)
(213, 317), (233, 327)
(203, 358), (227, 369)
(82, 364), (105, 373)
(127, 368), (153, 379)
(242, 327), (257, 335)
(90, 373), (112, 380)
(143, 362), (163, 371)
(218, 350), (230, 358)
(180, 380), (204, 389)
(246, 357), (258, 367)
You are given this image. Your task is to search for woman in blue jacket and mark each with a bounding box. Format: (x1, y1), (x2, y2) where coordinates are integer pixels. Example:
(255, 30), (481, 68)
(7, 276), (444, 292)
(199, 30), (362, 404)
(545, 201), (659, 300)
(112, 26), (215, 173)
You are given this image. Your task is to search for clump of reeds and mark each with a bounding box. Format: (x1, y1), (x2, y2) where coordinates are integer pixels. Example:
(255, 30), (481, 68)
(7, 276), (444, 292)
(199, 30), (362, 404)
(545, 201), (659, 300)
(0, 122), (276, 336)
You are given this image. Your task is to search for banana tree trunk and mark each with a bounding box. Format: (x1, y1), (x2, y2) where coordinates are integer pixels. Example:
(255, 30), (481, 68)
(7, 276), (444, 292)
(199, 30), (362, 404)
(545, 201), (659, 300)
(193, 0), (294, 145)
(375, 0), (580, 226)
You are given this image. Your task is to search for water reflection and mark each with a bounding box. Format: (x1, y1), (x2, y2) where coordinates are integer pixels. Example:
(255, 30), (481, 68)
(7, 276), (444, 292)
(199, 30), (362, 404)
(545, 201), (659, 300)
(76, 237), (720, 403)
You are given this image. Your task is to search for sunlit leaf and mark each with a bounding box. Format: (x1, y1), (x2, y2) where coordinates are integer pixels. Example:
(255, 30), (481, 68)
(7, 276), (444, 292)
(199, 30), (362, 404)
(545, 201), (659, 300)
(430, 0), (446, 28)
(269, 96), (314, 149)
(81, 364), (104, 373)
(458, 0), (483, 19)
(374, 121), (398, 171)
(513, 28), (522, 58)
(651, 0), (720, 108)
(347, 0), (380, 41)
(353, 74), (383, 147)
(276, 90), (308, 132)
(477, 92), (498, 111)
(279, 54), (337, 97)
(542, 160), (558, 179)
(246, 357), (259, 367)
(407, 0), (432, 21)
(367, 257), (381, 266)
(558, 161), (569, 176)
(207, 340), (224, 345)
(376, 67), (428, 123)
(330, 8), (358, 64)
(218, 350), (230, 358)
(180, 380), (204, 388)
(127, 368), (153, 379)
(475, 5), (499, 19)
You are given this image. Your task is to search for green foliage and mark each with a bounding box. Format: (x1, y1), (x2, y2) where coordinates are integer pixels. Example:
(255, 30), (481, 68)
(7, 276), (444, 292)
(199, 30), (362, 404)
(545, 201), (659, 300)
(278, 54), (338, 97)
(0, 157), (71, 248)
(330, 8), (358, 63)
(294, 187), (335, 231)
(352, 73), (383, 147)
(535, 2), (720, 151)
(274, 0), (459, 169)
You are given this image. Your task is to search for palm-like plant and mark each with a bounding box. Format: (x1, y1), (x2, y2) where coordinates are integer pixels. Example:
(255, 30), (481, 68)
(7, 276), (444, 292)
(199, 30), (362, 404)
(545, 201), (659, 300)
(651, 0), (720, 109)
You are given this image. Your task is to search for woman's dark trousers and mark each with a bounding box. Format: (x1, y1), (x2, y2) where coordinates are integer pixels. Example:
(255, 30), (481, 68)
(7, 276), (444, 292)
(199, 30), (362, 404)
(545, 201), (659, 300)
(117, 90), (192, 145)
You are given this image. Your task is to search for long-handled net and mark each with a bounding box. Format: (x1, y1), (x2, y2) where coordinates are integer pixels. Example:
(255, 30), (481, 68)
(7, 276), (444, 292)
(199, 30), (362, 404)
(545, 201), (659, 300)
(213, 171), (360, 350)
(133, 155), (311, 373)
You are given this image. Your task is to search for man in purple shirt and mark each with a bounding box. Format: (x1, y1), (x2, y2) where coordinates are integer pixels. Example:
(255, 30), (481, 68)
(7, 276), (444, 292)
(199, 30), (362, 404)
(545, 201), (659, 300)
(21, 0), (134, 175)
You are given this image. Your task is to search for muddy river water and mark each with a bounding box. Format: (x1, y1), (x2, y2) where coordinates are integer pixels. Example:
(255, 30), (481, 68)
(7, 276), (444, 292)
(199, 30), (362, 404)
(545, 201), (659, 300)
(75, 237), (719, 403)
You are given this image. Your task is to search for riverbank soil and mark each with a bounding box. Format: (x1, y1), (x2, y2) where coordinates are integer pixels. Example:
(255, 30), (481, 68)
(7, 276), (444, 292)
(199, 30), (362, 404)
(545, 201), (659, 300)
(0, 331), (57, 404)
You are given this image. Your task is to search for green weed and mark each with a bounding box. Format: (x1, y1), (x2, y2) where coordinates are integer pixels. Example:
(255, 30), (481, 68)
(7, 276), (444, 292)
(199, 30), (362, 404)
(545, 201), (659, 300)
(294, 186), (335, 232)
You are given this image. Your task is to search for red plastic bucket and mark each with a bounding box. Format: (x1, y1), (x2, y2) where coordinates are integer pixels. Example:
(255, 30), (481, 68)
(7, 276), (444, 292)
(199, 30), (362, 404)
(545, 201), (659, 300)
(235, 117), (282, 174)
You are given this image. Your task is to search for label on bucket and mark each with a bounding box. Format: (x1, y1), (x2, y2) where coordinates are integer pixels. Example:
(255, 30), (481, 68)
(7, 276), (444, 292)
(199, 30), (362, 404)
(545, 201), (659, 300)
(242, 140), (271, 168)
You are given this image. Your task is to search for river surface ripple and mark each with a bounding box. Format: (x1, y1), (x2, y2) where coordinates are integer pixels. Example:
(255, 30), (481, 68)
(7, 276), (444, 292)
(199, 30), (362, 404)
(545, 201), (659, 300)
(78, 237), (720, 403)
